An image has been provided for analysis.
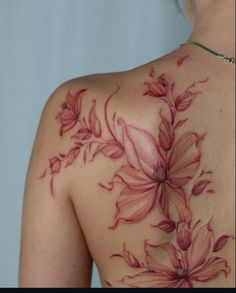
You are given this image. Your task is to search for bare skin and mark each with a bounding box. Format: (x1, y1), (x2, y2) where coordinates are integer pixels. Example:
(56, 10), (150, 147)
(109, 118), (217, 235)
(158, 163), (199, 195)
(19, 0), (235, 288)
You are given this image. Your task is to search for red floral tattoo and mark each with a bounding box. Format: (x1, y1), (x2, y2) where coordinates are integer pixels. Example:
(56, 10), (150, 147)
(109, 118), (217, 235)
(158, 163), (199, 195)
(39, 56), (234, 287)
(111, 222), (232, 288)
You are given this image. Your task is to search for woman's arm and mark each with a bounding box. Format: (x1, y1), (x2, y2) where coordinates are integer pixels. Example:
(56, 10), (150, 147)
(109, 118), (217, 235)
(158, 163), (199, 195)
(19, 81), (92, 288)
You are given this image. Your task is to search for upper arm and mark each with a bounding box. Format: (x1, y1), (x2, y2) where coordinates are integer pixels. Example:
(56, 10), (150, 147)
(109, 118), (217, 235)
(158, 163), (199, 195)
(19, 80), (92, 288)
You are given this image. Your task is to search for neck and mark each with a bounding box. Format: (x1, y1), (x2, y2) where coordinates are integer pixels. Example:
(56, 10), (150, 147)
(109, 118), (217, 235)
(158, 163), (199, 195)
(187, 0), (235, 57)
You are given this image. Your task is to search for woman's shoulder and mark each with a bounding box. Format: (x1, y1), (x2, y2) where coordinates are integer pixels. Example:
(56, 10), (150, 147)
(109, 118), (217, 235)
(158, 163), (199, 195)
(43, 48), (209, 146)
(50, 48), (191, 99)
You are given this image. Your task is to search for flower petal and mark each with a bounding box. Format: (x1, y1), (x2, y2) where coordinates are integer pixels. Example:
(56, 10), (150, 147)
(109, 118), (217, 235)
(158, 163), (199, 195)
(168, 133), (202, 187)
(178, 280), (193, 288)
(190, 257), (231, 282)
(145, 242), (182, 271)
(66, 92), (78, 114)
(144, 74), (171, 99)
(58, 118), (78, 136)
(120, 121), (140, 170)
(121, 271), (179, 288)
(74, 89), (86, 117)
(176, 221), (192, 251)
(162, 184), (192, 224)
(187, 222), (214, 271)
(110, 185), (157, 228)
(158, 184), (169, 218)
(123, 123), (161, 178)
(58, 109), (76, 122)
(116, 166), (156, 190)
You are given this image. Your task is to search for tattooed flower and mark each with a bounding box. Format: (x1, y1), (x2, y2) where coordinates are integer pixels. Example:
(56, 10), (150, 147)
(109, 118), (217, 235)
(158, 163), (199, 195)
(110, 120), (202, 228)
(144, 74), (171, 98)
(57, 89), (86, 136)
(121, 223), (231, 288)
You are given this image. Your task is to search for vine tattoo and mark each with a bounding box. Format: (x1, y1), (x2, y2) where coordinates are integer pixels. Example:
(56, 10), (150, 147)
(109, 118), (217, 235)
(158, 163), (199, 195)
(39, 57), (234, 288)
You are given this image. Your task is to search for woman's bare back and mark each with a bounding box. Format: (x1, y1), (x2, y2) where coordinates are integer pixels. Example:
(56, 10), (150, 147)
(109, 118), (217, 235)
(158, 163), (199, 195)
(19, 44), (235, 288)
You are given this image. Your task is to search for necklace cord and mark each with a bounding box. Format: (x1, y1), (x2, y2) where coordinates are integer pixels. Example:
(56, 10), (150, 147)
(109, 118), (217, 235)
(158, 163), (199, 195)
(181, 41), (236, 64)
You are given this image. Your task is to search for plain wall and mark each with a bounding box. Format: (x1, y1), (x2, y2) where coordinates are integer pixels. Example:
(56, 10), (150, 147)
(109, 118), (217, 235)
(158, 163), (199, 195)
(0, 0), (191, 287)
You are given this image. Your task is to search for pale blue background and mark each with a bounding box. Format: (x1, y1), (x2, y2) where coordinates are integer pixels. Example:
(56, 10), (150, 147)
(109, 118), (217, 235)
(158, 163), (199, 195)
(0, 0), (191, 288)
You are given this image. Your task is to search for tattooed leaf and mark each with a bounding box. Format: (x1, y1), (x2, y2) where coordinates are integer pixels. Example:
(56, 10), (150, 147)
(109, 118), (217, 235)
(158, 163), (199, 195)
(175, 119), (188, 129)
(152, 220), (176, 233)
(192, 180), (211, 196)
(66, 146), (80, 167)
(213, 235), (232, 253)
(96, 140), (124, 159)
(175, 91), (198, 112)
(207, 189), (215, 194)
